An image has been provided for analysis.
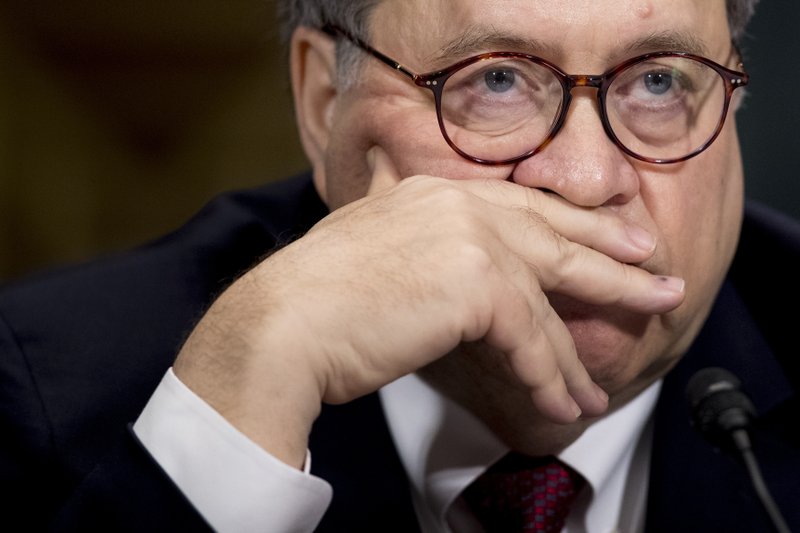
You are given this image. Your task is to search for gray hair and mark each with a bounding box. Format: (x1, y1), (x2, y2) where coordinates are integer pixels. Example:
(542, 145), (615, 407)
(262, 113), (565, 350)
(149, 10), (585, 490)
(727, 0), (761, 43)
(277, 0), (759, 81)
(277, 0), (379, 81)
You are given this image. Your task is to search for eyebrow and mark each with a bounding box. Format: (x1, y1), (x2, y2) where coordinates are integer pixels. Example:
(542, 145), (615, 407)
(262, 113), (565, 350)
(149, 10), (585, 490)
(429, 26), (710, 66)
(430, 25), (558, 64)
(621, 30), (710, 56)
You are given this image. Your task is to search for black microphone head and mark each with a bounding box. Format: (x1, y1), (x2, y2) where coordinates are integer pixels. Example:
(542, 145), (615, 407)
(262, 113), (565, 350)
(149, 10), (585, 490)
(686, 367), (756, 451)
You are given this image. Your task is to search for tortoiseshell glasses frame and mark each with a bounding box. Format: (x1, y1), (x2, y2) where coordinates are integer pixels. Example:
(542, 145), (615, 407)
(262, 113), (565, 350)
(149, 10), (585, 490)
(323, 24), (749, 166)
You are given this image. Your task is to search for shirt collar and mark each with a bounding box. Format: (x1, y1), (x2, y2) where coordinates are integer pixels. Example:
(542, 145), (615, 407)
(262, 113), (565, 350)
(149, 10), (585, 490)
(379, 372), (660, 531)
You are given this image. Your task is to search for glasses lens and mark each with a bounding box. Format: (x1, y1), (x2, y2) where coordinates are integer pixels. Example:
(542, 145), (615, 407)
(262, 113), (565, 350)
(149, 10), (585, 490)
(605, 56), (728, 161)
(439, 56), (564, 162)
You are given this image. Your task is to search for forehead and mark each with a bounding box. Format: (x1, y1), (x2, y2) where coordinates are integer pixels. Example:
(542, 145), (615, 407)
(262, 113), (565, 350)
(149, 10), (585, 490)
(372, 0), (731, 68)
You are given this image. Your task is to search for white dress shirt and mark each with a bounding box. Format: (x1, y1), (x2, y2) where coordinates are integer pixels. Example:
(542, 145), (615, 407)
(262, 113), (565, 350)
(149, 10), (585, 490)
(134, 369), (332, 532)
(379, 373), (660, 533)
(134, 369), (660, 532)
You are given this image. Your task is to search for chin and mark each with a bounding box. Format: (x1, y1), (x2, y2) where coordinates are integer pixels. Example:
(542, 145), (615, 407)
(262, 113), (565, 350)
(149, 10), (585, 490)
(549, 293), (679, 395)
(420, 294), (687, 454)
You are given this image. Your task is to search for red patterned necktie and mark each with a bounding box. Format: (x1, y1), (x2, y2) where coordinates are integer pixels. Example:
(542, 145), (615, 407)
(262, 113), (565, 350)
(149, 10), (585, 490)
(462, 453), (585, 532)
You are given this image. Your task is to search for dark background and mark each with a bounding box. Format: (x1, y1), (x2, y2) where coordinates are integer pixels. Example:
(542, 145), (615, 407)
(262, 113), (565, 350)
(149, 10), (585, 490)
(1, 1), (798, 282)
(737, 1), (800, 221)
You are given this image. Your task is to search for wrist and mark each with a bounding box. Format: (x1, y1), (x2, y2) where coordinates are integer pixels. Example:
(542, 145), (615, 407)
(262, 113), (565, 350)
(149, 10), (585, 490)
(173, 274), (324, 469)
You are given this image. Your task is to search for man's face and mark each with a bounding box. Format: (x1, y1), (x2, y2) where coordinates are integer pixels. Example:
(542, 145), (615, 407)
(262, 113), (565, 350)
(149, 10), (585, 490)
(311, 0), (743, 450)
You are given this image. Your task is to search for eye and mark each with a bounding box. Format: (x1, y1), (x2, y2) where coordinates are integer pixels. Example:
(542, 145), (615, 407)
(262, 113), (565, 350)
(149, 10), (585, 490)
(484, 69), (516, 93)
(643, 72), (673, 95)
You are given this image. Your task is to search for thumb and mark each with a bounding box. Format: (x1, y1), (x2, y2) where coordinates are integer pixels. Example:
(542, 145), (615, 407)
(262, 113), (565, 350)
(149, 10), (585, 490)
(366, 145), (403, 195)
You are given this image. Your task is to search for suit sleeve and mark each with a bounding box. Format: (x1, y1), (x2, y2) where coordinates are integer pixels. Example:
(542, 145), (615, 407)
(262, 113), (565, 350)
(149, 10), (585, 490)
(52, 429), (214, 531)
(0, 311), (211, 531)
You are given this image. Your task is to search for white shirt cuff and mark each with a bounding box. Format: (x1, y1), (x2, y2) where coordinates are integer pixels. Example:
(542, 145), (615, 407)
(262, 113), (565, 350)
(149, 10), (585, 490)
(133, 368), (333, 532)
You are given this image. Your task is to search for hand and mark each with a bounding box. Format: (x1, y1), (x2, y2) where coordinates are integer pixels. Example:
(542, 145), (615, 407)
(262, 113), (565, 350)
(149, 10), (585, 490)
(174, 147), (684, 468)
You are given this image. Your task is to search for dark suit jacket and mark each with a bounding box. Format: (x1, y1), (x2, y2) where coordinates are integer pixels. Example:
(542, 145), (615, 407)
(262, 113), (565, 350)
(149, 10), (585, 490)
(0, 174), (797, 532)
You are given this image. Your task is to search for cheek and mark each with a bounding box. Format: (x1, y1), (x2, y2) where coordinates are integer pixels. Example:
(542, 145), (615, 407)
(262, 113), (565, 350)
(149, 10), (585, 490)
(374, 106), (461, 177)
(324, 91), (512, 209)
(367, 100), (513, 181)
(648, 129), (744, 332)
(678, 146), (743, 280)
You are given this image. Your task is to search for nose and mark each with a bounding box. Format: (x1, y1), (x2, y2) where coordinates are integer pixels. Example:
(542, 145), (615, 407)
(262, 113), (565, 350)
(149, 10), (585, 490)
(511, 90), (640, 208)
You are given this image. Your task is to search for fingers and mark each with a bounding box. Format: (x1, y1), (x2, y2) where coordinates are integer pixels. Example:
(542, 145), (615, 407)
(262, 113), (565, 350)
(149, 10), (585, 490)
(540, 235), (685, 314)
(483, 269), (608, 424)
(367, 154), (677, 309)
(369, 152), (660, 268)
(464, 197), (684, 315)
(344, 152), (679, 423)
(447, 181), (679, 421)
(367, 145), (403, 195)
(455, 179), (657, 265)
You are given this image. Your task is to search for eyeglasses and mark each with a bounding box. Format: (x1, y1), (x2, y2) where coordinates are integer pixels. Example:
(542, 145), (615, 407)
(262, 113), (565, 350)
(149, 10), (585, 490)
(324, 25), (749, 165)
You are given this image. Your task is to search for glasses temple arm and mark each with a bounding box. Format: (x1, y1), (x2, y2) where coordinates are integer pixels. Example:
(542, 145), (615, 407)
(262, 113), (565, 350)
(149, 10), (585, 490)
(321, 24), (418, 80)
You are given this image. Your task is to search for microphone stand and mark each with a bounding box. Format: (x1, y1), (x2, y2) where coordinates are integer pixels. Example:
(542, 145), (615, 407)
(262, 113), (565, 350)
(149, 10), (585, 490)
(732, 429), (791, 533)
(687, 367), (793, 533)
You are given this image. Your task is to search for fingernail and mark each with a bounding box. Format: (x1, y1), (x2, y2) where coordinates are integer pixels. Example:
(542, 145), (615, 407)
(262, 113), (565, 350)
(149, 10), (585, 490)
(570, 398), (582, 419)
(657, 275), (685, 293)
(366, 146), (377, 173)
(626, 224), (656, 252)
(594, 383), (609, 404)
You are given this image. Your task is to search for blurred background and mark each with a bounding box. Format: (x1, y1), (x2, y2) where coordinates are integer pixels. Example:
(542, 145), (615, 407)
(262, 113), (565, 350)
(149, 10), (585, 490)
(1, 1), (798, 282)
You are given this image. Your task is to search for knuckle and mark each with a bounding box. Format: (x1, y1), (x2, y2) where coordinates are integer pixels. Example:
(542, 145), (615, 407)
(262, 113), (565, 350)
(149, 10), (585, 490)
(511, 204), (549, 233)
(452, 241), (495, 279)
(549, 231), (581, 279)
(613, 262), (638, 303)
(432, 182), (477, 209)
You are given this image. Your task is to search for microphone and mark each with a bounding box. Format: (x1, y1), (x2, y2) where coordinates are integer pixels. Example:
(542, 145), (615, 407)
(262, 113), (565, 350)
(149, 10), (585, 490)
(686, 367), (755, 452)
(686, 367), (790, 533)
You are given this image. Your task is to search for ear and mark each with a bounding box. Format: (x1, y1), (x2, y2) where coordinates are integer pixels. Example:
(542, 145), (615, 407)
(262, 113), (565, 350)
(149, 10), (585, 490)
(290, 26), (338, 202)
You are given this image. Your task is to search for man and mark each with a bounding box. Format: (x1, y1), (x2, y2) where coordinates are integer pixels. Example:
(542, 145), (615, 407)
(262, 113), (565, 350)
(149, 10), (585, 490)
(1, 0), (797, 531)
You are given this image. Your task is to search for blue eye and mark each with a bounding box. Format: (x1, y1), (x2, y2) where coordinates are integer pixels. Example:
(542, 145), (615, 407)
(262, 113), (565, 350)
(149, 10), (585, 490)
(644, 72), (672, 95)
(484, 69), (516, 92)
